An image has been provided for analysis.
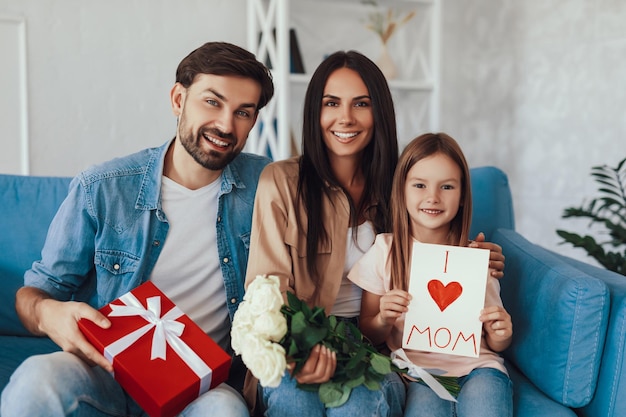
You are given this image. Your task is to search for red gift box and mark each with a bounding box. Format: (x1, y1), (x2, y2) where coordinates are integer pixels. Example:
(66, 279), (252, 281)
(78, 281), (231, 417)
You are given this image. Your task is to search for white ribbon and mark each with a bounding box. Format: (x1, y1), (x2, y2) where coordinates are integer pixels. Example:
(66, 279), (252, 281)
(391, 348), (457, 402)
(104, 292), (213, 395)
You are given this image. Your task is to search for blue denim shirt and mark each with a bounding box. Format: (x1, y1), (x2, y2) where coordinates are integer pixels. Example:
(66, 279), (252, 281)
(25, 140), (270, 320)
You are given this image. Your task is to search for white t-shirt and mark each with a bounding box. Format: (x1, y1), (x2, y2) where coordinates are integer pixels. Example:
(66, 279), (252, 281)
(150, 176), (230, 351)
(331, 221), (375, 318)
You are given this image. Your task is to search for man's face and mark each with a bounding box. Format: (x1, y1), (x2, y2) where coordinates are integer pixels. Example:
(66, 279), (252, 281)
(172, 73), (262, 171)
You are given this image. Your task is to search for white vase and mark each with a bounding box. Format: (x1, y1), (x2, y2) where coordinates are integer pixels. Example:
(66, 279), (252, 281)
(376, 43), (398, 80)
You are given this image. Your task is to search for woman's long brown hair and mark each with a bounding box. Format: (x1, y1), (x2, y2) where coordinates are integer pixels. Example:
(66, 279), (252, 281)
(297, 50), (398, 281)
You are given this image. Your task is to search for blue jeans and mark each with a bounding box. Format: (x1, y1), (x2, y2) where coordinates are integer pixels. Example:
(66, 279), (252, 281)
(405, 367), (513, 417)
(260, 371), (405, 417)
(1, 352), (249, 417)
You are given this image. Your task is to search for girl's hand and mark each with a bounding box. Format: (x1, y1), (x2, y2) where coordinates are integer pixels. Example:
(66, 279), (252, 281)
(469, 232), (505, 279)
(294, 344), (336, 384)
(378, 289), (411, 327)
(480, 305), (513, 352)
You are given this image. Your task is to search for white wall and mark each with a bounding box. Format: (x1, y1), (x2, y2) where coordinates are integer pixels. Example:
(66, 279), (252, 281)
(439, 0), (626, 264)
(1, 0), (623, 265)
(0, 0), (247, 177)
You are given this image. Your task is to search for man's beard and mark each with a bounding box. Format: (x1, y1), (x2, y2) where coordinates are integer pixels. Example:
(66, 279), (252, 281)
(179, 125), (242, 171)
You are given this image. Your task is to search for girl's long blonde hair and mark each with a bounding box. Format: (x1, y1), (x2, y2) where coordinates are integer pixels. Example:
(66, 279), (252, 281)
(388, 133), (472, 291)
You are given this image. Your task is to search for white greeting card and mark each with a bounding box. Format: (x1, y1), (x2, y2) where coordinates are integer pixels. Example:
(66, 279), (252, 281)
(402, 242), (489, 358)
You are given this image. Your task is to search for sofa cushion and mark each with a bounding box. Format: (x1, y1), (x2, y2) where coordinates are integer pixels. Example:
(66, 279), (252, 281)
(493, 228), (610, 408)
(469, 166), (515, 240)
(505, 362), (577, 417)
(0, 174), (71, 335)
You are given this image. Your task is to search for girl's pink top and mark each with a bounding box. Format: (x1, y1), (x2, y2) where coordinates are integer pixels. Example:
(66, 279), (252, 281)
(348, 233), (507, 377)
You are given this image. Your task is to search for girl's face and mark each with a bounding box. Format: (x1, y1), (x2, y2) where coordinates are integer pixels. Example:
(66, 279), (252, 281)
(404, 152), (462, 244)
(320, 67), (374, 160)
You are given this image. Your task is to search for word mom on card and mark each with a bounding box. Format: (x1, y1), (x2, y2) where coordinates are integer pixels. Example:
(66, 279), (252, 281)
(403, 242), (489, 358)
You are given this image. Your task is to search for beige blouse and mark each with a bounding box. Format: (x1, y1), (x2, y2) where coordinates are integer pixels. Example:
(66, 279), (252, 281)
(244, 156), (365, 411)
(245, 156), (356, 312)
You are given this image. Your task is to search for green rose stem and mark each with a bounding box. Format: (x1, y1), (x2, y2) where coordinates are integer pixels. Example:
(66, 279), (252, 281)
(279, 292), (460, 407)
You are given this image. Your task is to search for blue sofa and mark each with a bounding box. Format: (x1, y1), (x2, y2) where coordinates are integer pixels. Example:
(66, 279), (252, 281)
(0, 175), (69, 392)
(1, 168), (625, 416)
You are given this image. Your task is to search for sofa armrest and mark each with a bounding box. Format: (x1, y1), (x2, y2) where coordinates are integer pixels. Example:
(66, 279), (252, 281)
(493, 228), (610, 408)
(551, 253), (626, 417)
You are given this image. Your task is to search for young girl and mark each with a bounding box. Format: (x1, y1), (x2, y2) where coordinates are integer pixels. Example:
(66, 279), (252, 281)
(348, 133), (513, 417)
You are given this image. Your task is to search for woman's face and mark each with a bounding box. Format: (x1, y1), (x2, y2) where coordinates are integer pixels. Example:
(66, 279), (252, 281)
(320, 67), (374, 160)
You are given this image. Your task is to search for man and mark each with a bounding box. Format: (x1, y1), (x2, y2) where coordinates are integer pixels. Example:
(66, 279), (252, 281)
(1, 41), (274, 417)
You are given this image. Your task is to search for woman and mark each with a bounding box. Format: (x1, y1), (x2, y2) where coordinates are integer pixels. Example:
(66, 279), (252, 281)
(243, 51), (504, 416)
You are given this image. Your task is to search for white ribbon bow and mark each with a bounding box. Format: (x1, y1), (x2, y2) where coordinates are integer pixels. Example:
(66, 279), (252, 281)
(391, 348), (457, 402)
(104, 292), (213, 394)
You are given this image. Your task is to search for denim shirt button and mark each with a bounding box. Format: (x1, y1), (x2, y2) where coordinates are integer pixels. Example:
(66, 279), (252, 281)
(113, 264), (120, 270)
(217, 216), (221, 222)
(153, 240), (160, 247)
(230, 298), (237, 304)
(223, 257), (229, 263)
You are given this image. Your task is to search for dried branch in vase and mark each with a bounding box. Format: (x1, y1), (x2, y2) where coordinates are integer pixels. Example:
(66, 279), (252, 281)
(363, 0), (416, 44)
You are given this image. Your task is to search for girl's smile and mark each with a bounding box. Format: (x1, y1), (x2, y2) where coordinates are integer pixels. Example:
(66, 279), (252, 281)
(405, 152), (462, 244)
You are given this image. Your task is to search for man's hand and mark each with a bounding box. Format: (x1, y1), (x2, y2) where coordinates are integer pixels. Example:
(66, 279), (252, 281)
(469, 232), (505, 279)
(16, 286), (113, 372)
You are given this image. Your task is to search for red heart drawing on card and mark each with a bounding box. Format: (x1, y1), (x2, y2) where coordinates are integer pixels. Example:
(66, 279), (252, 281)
(427, 280), (463, 312)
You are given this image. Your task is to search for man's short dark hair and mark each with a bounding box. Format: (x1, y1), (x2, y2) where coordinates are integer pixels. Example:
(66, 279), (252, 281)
(176, 42), (274, 110)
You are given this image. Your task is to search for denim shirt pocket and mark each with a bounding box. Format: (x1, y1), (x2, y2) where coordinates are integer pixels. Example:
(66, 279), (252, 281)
(240, 231), (251, 251)
(95, 250), (141, 276)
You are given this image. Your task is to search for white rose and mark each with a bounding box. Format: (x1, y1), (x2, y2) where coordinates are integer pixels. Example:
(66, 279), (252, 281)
(245, 275), (284, 313)
(232, 301), (256, 328)
(254, 310), (288, 342)
(241, 335), (287, 388)
(231, 301), (256, 354)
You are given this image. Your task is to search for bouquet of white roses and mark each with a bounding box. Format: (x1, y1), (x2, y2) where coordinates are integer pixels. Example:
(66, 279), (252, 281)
(232, 275), (461, 407)
(230, 275), (288, 388)
(231, 274), (402, 407)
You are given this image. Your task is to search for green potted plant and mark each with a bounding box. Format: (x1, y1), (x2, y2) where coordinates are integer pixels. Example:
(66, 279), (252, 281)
(556, 157), (626, 275)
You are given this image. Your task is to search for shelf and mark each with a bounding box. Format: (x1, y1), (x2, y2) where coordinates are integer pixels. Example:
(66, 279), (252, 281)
(247, 0), (440, 159)
(290, 73), (433, 91)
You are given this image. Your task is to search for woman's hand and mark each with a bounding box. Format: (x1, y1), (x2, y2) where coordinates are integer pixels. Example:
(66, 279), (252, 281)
(469, 232), (505, 279)
(294, 344), (337, 384)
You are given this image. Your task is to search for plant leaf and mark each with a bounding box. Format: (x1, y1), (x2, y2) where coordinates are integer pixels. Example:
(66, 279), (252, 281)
(344, 375), (366, 389)
(302, 327), (328, 349)
(291, 311), (308, 336)
(370, 352), (393, 375)
(591, 172), (614, 181)
(295, 382), (320, 393)
(286, 291), (302, 310)
(319, 382), (351, 408)
(363, 378), (381, 391)
(597, 188), (623, 199)
(346, 345), (368, 369)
